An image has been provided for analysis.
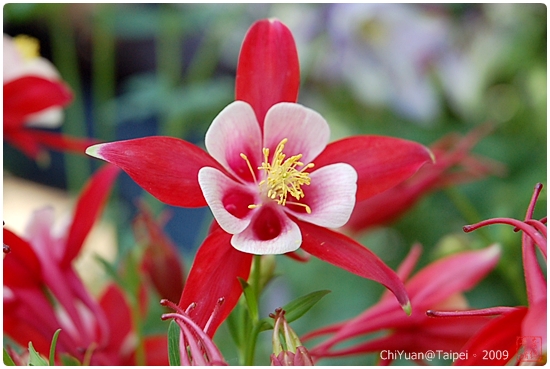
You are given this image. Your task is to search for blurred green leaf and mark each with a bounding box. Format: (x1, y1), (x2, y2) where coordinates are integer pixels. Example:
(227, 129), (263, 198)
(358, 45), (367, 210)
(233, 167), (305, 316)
(3, 348), (16, 366)
(49, 329), (62, 366)
(238, 277), (259, 322)
(28, 342), (48, 366)
(167, 320), (181, 366)
(259, 290), (331, 331)
(60, 354), (82, 366)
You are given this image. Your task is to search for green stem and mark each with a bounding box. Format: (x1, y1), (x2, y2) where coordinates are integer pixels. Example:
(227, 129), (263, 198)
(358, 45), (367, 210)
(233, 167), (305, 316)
(129, 297), (146, 366)
(244, 324), (262, 366)
(242, 255), (263, 365)
(157, 5), (183, 138)
(91, 3), (117, 142)
(47, 4), (90, 192)
(444, 187), (526, 304)
(251, 255), (262, 314)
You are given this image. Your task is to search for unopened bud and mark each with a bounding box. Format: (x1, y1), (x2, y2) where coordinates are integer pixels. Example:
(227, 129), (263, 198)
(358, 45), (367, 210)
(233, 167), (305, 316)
(270, 308), (313, 366)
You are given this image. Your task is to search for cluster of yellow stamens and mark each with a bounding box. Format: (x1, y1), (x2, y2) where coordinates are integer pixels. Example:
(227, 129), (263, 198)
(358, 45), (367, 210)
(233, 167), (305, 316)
(240, 138), (314, 214)
(13, 35), (40, 61)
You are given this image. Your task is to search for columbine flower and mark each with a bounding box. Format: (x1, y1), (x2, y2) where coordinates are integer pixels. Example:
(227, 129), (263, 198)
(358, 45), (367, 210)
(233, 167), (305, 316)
(86, 18), (433, 336)
(3, 165), (168, 365)
(427, 183), (547, 365)
(3, 34), (94, 162)
(198, 100), (357, 254)
(305, 244), (501, 364)
(270, 308), (314, 366)
(346, 123), (506, 233)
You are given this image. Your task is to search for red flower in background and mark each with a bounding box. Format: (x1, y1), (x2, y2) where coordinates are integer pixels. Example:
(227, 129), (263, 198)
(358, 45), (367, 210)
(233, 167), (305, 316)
(133, 200), (186, 303)
(428, 183), (547, 365)
(304, 244), (500, 364)
(3, 34), (96, 162)
(346, 123), (506, 233)
(3, 165), (168, 365)
(86, 19), (434, 336)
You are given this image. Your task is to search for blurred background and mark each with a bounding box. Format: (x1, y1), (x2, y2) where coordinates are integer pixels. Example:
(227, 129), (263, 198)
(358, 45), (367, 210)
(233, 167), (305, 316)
(3, 3), (547, 365)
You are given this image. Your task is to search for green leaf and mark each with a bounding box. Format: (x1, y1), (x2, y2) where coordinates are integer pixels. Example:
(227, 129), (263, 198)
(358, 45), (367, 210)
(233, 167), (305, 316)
(259, 290), (331, 331)
(167, 320), (181, 366)
(49, 329), (62, 366)
(60, 354), (82, 366)
(238, 277), (259, 322)
(28, 342), (48, 366)
(3, 348), (16, 366)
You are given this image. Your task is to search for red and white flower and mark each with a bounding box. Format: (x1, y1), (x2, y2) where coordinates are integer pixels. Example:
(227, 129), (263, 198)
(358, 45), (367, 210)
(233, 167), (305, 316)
(86, 18), (434, 336)
(198, 100), (357, 254)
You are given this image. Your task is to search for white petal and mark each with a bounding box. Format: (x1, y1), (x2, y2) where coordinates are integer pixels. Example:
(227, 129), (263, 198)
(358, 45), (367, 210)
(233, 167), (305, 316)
(204, 101), (263, 183)
(231, 206), (302, 255)
(288, 163), (357, 228)
(263, 103), (330, 164)
(198, 167), (255, 234)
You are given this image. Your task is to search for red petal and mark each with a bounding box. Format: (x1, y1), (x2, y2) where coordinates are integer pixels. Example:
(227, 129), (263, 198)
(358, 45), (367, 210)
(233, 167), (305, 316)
(178, 228), (253, 337)
(3, 76), (73, 128)
(87, 137), (223, 208)
(454, 308), (528, 365)
(297, 220), (410, 312)
(3, 228), (42, 288)
(406, 244), (501, 310)
(62, 164), (120, 267)
(3, 129), (42, 159)
(98, 284), (132, 352)
(135, 201), (186, 303)
(314, 136), (434, 202)
(235, 19), (300, 128)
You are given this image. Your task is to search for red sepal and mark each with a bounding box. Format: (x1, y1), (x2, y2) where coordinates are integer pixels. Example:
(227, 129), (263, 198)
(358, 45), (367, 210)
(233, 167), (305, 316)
(88, 136), (224, 208)
(62, 164), (120, 267)
(297, 220), (410, 311)
(3, 228), (42, 288)
(235, 19), (300, 128)
(454, 308), (528, 366)
(3, 76), (73, 128)
(178, 228), (253, 337)
(314, 136), (433, 202)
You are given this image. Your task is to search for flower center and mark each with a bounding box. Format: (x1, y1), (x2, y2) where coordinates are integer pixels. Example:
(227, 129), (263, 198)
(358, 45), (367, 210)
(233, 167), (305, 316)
(241, 138), (314, 213)
(13, 35), (40, 61)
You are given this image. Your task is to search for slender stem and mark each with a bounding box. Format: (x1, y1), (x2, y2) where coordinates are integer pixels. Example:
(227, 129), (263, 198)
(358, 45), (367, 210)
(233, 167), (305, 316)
(47, 4), (90, 192)
(244, 324), (262, 366)
(251, 255), (262, 315)
(444, 188), (491, 243)
(91, 3), (117, 142)
(242, 255), (263, 365)
(157, 5), (183, 138)
(444, 187), (526, 303)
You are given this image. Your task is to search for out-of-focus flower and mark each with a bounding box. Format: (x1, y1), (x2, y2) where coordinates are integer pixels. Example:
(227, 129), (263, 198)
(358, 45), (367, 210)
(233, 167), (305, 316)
(161, 299), (227, 366)
(317, 4), (449, 123)
(3, 165), (167, 365)
(346, 123), (506, 233)
(428, 183), (547, 365)
(270, 308), (314, 366)
(87, 18), (434, 336)
(3, 34), (95, 162)
(305, 244), (500, 364)
(133, 200), (186, 303)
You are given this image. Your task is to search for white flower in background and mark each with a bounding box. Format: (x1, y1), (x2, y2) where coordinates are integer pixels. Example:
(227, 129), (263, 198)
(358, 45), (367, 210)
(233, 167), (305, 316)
(3, 34), (65, 128)
(318, 4), (449, 125)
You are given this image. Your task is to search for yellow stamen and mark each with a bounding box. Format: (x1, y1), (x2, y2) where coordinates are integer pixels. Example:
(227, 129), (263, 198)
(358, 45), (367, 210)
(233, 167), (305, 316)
(13, 35), (40, 60)
(258, 138), (313, 213)
(240, 139), (314, 213)
(239, 153), (258, 184)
